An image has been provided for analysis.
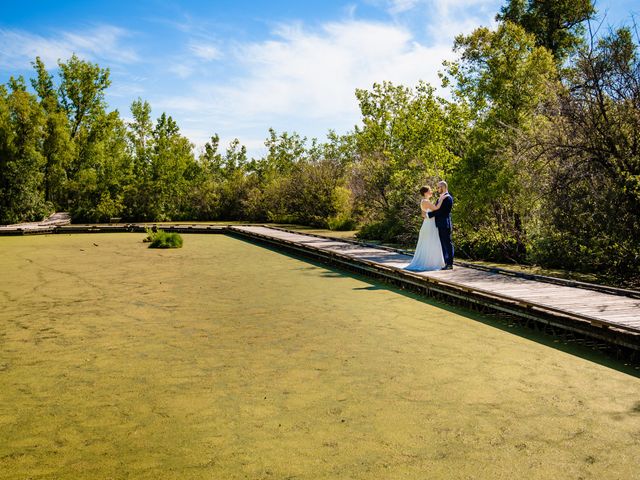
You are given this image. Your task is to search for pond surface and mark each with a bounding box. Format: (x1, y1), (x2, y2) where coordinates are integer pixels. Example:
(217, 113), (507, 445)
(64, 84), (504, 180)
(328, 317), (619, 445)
(0, 233), (639, 479)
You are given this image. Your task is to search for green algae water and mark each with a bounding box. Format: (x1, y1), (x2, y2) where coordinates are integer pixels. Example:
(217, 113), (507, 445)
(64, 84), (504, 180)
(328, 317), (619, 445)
(0, 233), (638, 479)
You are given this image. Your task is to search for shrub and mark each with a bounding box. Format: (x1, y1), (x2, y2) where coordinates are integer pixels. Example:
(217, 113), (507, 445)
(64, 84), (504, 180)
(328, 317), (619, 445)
(327, 215), (357, 231)
(328, 186), (356, 231)
(144, 228), (183, 249)
(356, 218), (405, 243)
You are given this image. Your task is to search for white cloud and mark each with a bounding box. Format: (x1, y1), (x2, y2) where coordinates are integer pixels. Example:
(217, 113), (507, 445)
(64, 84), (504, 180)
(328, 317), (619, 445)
(107, 81), (146, 99)
(365, 0), (499, 38)
(189, 42), (222, 61)
(160, 41), (222, 80)
(0, 25), (138, 69)
(149, 3), (500, 155)
(168, 63), (194, 79)
(424, 0), (499, 39)
(212, 20), (451, 120)
(387, 0), (421, 14)
(157, 95), (214, 113)
(60, 26), (138, 62)
(152, 18), (457, 155)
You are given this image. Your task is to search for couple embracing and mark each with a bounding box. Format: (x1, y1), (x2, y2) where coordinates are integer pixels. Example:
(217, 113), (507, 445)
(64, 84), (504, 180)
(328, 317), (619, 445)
(405, 180), (454, 272)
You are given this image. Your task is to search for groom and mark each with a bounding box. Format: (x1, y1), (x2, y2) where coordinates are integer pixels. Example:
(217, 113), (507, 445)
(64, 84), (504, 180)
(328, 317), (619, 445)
(428, 180), (454, 270)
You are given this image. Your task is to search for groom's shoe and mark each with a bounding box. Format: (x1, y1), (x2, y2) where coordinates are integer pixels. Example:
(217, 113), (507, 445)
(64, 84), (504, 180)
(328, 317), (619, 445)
(441, 265), (453, 270)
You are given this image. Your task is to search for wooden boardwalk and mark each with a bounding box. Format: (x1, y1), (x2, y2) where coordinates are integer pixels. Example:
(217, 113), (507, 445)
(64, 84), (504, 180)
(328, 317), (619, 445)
(0, 212), (71, 233)
(229, 225), (640, 350)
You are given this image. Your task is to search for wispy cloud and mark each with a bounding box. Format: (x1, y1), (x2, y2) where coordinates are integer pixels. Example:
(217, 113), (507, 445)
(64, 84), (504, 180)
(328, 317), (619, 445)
(168, 63), (195, 79)
(424, 0), (499, 39)
(107, 81), (146, 99)
(212, 20), (451, 119)
(0, 25), (138, 69)
(381, 0), (497, 16)
(364, 0), (498, 41)
(152, 18), (454, 151)
(387, 0), (421, 14)
(189, 42), (222, 61)
(162, 41), (222, 80)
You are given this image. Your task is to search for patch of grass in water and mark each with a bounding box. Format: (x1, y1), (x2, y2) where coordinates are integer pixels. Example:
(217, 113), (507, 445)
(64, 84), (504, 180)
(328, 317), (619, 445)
(144, 228), (183, 248)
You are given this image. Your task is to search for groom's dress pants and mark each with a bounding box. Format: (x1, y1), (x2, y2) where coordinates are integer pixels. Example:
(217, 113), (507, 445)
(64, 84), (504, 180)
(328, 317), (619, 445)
(438, 227), (454, 266)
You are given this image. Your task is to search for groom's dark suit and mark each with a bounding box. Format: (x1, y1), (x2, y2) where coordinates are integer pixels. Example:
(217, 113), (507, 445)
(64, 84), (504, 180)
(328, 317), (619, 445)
(428, 193), (454, 267)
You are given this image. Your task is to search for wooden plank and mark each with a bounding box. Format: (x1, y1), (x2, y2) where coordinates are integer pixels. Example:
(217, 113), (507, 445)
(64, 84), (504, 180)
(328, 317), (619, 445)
(558, 304), (640, 312)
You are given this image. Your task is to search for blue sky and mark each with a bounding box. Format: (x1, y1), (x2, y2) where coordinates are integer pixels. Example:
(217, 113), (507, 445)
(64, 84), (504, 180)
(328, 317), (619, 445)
(1, 0), (637, 157)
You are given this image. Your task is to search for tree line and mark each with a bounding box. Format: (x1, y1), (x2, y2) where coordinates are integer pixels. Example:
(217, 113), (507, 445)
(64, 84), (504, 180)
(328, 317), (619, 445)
(1, 0), (638, 282)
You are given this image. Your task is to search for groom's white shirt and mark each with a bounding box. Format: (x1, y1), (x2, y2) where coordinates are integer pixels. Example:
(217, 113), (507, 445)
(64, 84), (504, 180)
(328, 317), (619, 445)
(437, 192), (449, 205)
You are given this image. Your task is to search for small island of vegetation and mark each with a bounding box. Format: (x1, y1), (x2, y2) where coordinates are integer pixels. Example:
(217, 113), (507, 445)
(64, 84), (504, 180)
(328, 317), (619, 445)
(143, 228), (183, 249)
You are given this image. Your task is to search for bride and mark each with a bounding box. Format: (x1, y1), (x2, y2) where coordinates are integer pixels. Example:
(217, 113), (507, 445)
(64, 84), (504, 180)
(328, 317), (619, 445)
(405, 185), (445, 271)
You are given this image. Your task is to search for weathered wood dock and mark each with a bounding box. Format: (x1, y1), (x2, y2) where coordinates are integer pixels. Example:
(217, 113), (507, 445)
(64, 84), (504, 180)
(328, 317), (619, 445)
(1, 220), (638, 353)
(0, 222), (227, 235)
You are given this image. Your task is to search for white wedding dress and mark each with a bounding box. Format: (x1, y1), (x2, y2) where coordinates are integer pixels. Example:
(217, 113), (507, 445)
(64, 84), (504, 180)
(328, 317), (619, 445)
(405, 205), (445, 272)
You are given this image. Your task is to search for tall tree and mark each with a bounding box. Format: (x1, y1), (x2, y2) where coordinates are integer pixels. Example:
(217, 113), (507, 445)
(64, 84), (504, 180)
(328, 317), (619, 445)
(512, 27), (640, 276)
(0, 78), (48, 223)
(31, 57), (57, 111)
(31, 57), (74, 206)
(58, 54), (111, 139)
(262, 128), (306, 175)
(351, 81), (459, 242)
(444, 21), (558, 260)
(128, 98), (154, 177)
(142, 113), (196, 220)
(496, 0), (595, 61)
(200, 134), (225, 176)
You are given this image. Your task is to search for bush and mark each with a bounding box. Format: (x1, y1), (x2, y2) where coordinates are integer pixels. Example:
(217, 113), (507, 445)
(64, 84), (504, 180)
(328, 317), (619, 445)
(144, 228), (183, 249)
(356, 218), (406, 243)
(327, 215), (357, 231)
(328, 186), (356, 231)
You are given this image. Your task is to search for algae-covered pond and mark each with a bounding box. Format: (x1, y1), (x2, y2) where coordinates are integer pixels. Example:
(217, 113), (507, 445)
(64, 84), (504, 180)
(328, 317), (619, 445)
(0, 233), (639, 479)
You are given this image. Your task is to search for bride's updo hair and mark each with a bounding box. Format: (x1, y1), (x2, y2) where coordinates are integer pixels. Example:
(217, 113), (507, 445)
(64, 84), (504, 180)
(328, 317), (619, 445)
(419, 185), (431, 196)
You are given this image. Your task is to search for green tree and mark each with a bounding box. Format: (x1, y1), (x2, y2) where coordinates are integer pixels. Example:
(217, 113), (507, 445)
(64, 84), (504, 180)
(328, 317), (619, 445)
(261, 128), (306, 176)
(514, 27), (640, 277)
(351, 81), (459, 242)
(67, 110), (132, 222)
(57, 55), (121, 221)
(137, 113), (196, 220)
(128, 98), (154, 177)
(31, 57), (57, 110)
(58, 54), (111, 139)
(496, 0), (595, 61)
(217, 138), (249, 219)
(0, 78), (48, 224)
(184, 135), (225, 220)
(285, 138), (353, 228)
(31, 57), (74, 207)
(444, 21), (558, 260)
(244, 129), (307, 222)
(200, 134), (225, 177)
